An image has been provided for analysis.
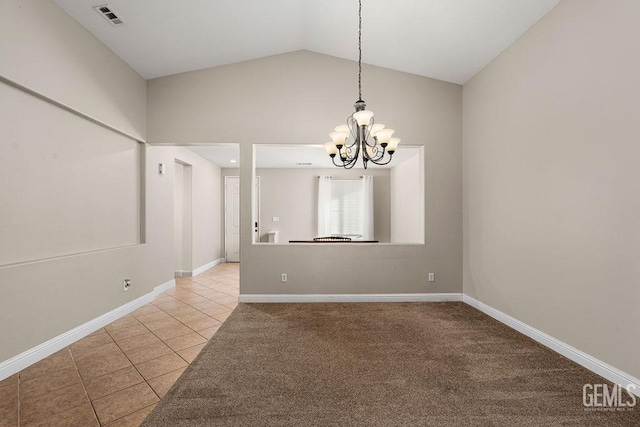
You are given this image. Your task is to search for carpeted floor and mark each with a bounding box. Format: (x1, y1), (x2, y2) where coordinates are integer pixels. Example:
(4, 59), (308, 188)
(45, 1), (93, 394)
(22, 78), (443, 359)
(143, 302), (639, 426)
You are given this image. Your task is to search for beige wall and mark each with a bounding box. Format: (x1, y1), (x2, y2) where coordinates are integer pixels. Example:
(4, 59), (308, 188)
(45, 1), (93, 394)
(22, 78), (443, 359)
(255, 168), (391, 243)
(0, 0), (152, 363)
(148, 50), (463, 295)
(463, 0), (640, 379)
(391, 153), (424, 243)
(0, 82), (141, 266)
(0, 0), (146, 140)
(0, 1), (225, 367)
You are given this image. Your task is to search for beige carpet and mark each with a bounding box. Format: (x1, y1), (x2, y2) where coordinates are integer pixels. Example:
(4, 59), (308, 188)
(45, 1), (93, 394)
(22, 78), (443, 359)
(143, 302), (639, 426)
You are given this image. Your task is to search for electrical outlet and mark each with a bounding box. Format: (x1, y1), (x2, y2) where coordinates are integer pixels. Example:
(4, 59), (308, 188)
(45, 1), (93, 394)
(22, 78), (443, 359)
(123, 279), (131, 291)
(281, 273), (288, 283)
(428, 273), (435, 282)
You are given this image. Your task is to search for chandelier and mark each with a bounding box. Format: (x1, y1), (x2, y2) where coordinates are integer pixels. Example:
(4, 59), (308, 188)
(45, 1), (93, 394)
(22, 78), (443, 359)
(323, 0), (400, 169)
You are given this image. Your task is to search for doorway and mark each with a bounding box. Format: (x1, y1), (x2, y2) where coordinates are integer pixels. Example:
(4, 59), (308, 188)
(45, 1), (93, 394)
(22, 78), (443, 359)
(174, 160), (193, 275)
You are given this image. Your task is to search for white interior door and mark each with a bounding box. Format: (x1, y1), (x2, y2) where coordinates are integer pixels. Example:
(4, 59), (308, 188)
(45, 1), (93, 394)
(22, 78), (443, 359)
(225, 176), (240, 262)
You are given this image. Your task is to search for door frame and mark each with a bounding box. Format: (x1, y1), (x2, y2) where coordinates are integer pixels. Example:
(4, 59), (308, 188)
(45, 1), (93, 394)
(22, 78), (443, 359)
(174, 159), (193, 275)
(223, 175), (261, 261)
(253, 176), (260, 244)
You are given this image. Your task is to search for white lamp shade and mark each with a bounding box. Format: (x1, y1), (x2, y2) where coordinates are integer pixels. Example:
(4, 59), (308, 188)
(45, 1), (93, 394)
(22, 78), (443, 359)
(334, 125), (350, 133)
(353, 110), (374, 126)
(323, 142), (338, 155)
(375, 129), (395, 143)
(387, 138), (401, 151)
(329, 131), (348, 145)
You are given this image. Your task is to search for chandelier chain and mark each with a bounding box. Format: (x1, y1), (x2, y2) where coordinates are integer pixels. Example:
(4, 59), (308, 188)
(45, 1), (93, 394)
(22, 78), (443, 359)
(358, 0), (362, 101)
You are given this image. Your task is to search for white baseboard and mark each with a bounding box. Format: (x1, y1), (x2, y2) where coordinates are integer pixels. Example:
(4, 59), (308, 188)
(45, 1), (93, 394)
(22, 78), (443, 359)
(0, 278), (176, 382)
(463, 295), (640, 397)
(192, 258), (225, 277)
(239, 293), (463, 303)
(154, 278), (176, 296)
(4, 283), (637, 399)
(175, 259), (225, 278)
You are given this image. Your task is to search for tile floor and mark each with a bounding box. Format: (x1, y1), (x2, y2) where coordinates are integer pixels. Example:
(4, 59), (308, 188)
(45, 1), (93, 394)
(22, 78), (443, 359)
(0, 263), (239, 427)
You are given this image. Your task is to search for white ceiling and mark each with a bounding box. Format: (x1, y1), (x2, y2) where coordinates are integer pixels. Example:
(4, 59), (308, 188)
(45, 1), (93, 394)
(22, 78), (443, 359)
(184, 144), (421, 169)
(52, 0), (560, 84)
(184, 145), (240, 168)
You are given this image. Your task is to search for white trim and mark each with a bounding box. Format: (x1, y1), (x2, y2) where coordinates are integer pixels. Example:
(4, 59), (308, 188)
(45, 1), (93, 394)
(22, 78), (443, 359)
(0, 75), (143, 143)
(174, 259), (224, 278)
(4, 283), (638, 399)
(192, 258), (225, 277)
(0, 278), (175, 381)
(239, 293), (462, 303)
(463, 295), (640, 397)
(154, 278), (176, 296)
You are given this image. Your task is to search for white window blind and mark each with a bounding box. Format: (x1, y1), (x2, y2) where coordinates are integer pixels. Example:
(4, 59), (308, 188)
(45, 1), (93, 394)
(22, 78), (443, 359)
(329, 180), (364, 237)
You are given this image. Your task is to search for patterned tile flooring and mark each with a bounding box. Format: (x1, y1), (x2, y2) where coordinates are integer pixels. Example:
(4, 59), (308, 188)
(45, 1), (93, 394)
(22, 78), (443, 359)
(0, 263), (239, 426)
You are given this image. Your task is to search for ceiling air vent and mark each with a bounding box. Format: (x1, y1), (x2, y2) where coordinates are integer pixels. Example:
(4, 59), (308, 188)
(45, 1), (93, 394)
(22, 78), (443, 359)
(94, 5), (125, 26)
(296, 162), (313, 166)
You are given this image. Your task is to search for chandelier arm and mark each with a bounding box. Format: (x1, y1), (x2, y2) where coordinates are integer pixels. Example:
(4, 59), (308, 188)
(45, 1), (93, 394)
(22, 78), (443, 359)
(372, 142), (386, 161)
(339, 152), (358, 169)
(362, 141), (384, 162)
(343, 144), (355, 161)
(343, 135), (361, 168)
(332, 156), (346, 167)
(368, 152), (394, 166)
(358, 127), (365, 158)
(344, 159), (358, 169)
(347, 116), (359, 142)
(353, 134), (361, 162)
(336, 143), (359, 169)
(361, 140), (370, 170)
(363, 133), (377, 147)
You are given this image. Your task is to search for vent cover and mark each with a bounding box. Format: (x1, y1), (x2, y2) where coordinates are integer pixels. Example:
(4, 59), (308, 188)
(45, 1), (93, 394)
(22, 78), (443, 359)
(94, 5), (125, 26)
(296, 162), (313, 166)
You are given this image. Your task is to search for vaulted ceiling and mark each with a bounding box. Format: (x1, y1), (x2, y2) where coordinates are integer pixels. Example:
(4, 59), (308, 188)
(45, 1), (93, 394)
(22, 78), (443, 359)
(52, 0), (560, 84)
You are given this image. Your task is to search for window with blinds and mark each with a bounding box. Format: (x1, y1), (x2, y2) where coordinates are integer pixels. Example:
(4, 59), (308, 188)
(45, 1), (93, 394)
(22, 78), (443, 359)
(329, 180), (363, 237)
